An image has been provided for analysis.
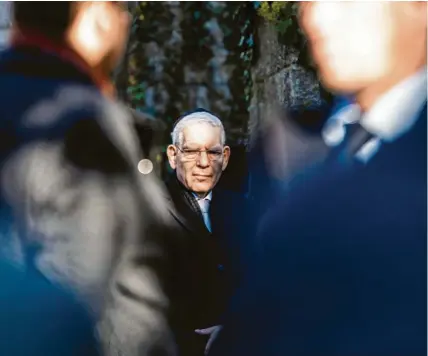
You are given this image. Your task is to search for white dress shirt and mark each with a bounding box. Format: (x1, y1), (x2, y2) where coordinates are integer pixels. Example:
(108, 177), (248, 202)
(193, 191), (212, 232)
(322, 67), (427, 163)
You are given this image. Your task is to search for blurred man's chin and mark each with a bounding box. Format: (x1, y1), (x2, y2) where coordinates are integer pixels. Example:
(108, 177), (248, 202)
(318, 70), (361, 94)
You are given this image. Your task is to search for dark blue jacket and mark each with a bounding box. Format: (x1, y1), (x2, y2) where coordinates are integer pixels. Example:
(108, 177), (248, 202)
(212, 104), (427, 356)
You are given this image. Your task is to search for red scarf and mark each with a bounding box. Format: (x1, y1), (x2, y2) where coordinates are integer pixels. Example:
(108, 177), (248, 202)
(11, 27), (116, 98)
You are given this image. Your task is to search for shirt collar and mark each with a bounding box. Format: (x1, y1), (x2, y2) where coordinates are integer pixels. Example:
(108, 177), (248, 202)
(192, 191), (212, 201)
(323, 67), (427, 145)
(360, 66), (427, 142)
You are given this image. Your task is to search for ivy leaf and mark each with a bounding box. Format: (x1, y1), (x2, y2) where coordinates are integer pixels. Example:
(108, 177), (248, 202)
(276, 18), (292, 35)
(134, 92), (145, 100)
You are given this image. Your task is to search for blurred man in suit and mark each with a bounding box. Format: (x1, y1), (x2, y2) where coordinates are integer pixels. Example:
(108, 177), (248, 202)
(212, 2), (427, 355)
(0, 2), (175, 355)
(164, 109), (250, 356)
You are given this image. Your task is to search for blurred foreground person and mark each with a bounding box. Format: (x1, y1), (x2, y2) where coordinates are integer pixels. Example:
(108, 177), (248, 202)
(164, 109), (251, 355)
(0, 2), (175, 355)
(212, 2), (427, 355)
(248, 103), (331, 217)
(0, 259), (98, 356)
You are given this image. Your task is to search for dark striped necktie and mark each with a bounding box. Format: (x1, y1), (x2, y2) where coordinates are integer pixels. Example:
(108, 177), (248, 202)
(329, 122), (375, 165)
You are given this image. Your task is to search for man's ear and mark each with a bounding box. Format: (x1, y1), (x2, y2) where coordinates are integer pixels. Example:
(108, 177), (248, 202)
(221, 146), (231, 171)
(166, 144), (178, 170)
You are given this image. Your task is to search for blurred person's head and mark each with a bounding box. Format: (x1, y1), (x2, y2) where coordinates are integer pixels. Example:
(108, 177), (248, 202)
(299, 2), (427, 110)
(13, 1), (131, 75)
(167, 110), (230, 198)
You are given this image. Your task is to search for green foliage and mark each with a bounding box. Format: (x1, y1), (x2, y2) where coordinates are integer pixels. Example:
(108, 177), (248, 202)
(123, 2), (254, 146)
(229, 2), (257, 105)
(223, 2), (258, 143)
(257, 1), (289, 23)
(118, 1), (317, 149)
(135, 1), (146, 21)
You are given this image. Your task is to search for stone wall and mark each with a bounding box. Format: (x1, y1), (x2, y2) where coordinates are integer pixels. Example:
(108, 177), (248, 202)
(247, 21), (330, 187)
(124, 3), (324, 149)
(248, 21), (322, 145)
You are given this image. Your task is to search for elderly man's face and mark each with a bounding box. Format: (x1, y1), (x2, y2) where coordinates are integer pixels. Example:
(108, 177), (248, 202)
(299, 2), (426, 95)
(167, 123), (230, 197)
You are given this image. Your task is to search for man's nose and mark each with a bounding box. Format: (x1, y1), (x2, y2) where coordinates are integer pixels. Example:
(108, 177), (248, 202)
(196, 151), (210, 167)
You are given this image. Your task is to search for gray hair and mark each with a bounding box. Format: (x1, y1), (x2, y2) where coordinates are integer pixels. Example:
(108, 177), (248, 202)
(171, 112), (226, 146)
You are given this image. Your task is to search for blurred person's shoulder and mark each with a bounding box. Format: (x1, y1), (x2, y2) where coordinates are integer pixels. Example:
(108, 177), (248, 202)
(259, 158), (355, 230)
(20, 82), (140, 173)
(0, 48), (139, 169)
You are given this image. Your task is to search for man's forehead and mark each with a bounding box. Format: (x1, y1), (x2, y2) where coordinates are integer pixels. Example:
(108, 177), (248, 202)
(182, 123), (221, 141)
(183, 129), (221, 148)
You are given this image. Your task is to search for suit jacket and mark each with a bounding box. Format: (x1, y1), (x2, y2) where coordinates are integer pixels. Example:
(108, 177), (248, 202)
(212, 105), (427, 356)
(0, 47), (175, 356)
(163, 177), (250, 356)
(248, 104), (331, 217)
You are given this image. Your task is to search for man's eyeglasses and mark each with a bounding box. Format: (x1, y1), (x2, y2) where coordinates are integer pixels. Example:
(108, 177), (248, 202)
(176, 147), (223, 161)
